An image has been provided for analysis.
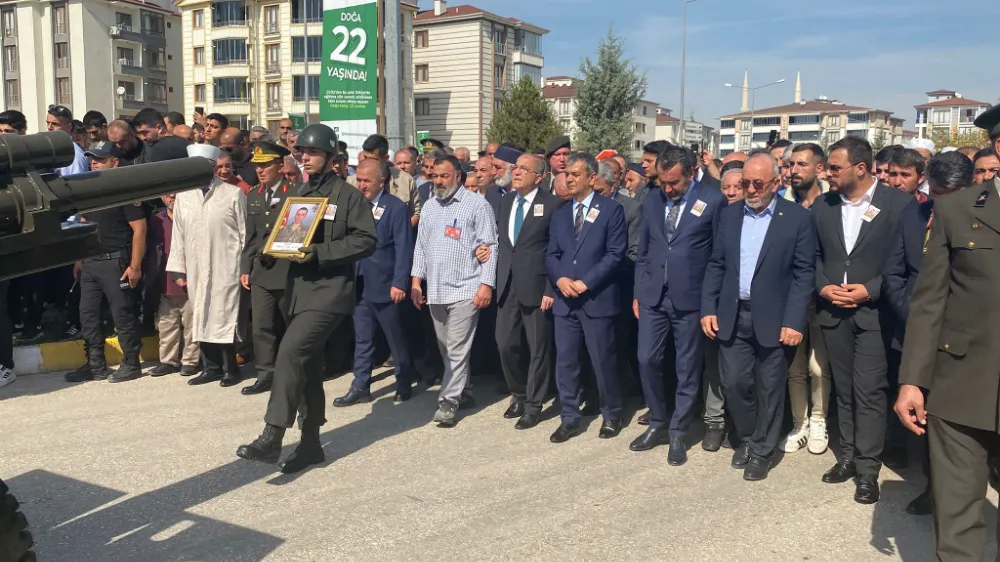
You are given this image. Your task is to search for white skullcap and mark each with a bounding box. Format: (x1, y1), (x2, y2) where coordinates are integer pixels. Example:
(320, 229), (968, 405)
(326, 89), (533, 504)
(940, 146), (958, 153)
(906, 138), (936, 152)
(187, 143), (221, 161)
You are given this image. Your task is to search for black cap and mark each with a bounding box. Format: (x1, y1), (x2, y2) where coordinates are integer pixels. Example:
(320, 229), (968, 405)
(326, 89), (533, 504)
(86, 140), (124, 159)
(421, 138), (445, 152)
(494, 144), (523, 165)
(974, 104), (1000, 138)
(545, 135), (571, 159)
(626, 163), (644, 176)
(250, 140), (290, 163)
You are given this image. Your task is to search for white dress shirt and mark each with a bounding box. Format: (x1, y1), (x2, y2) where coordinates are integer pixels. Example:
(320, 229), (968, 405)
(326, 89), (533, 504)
(508, 188), (538, 244)
(840, 179), (877, 282)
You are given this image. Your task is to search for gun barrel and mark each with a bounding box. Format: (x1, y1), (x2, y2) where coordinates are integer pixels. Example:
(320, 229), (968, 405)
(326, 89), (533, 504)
(0, 131), (76, 174)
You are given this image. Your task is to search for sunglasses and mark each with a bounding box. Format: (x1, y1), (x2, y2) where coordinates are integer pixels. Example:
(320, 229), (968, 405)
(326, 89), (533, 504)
(739, 178), (777, 191)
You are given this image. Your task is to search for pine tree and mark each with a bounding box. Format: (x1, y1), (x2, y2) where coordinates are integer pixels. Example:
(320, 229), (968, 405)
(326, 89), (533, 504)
(486, 76), (563, 153)
(573, 26), (647, 155)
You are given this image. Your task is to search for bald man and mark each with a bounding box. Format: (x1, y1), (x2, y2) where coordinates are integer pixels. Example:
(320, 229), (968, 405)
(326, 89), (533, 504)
(220, 127), (257, 186)
(173, 124), (193, 141)
(454, 147), (471, 164)
(722, 152), (749, 165)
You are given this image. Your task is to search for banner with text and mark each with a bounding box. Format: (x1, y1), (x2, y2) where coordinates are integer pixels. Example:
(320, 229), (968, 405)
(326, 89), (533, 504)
(320, 0), (378, 164)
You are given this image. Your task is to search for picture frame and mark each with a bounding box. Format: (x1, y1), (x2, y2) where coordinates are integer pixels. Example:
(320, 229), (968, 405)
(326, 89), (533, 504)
(263, 197), (329, 259)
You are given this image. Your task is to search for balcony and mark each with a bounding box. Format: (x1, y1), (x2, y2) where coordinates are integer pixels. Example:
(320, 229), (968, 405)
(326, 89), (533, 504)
(213, 19), (247, 28)
(494, 42), (506, 55)
(291, 16), (322, 24)
(264, 62), (280, 76)
(215, 96), (251, 103)
(266, 99), (281, 113)
(511, 46), (543, 68)
(214, 57), (248, 66)
(115, 57), (142, 75)
(264, 22), (280, 36)
(143, 27), (165, 37)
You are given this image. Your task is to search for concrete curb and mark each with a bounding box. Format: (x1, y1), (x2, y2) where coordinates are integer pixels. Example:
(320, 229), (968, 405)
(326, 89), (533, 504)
(13, 336), (160, 375)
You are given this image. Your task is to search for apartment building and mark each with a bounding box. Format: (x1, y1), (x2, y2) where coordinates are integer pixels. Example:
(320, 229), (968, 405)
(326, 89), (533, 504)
(0, 0), (182, 131)
(913, 89), (991, 140)
(412, 0), (547, 151)
(654, 109), (678, 145)
(178, 0), (417, 138)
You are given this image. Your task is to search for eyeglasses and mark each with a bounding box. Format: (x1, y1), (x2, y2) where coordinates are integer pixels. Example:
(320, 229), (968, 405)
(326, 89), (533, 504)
(738, 178), (776, 191)
(975, 167), (1000, 175)
(47, 104), (72, 120)
(827, 162), (858, 175)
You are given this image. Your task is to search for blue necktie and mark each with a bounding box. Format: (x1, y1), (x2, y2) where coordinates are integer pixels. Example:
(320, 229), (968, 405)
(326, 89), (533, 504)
(513, 197), (525, 243)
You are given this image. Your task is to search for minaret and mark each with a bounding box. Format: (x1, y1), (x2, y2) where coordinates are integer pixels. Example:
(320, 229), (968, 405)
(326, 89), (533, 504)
(794, 71), (802, 103)
(740, 70), (749, 112)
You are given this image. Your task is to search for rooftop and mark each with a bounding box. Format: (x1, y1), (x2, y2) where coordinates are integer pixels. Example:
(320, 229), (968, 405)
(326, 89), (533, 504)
(925, 89), (956, 96)
(541, 84), (577, 98)
(413, 4), (548, 33)
(656, 114), (679, 124)
(720, 98), (881, 119)
(914, 96), (992, 109)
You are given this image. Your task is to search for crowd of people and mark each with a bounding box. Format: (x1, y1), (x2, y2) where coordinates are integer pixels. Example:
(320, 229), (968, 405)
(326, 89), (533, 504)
(1, 99), (999, 560)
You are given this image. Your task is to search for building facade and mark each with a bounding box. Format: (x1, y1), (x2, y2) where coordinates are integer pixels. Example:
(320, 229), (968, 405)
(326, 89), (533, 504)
(913, 90), (991, 140)
(412, 0), (546, 151)
(654, 109), (678, 146)
(0, 0), (181, 130)
(177, 0), (416, 140)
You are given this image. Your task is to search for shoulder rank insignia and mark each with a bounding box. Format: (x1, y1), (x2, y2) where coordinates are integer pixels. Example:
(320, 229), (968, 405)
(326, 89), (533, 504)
(975, 190), (989, 207)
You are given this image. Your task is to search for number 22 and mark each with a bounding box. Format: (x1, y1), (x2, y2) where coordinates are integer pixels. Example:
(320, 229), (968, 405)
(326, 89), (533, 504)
(330, 25), (366, 65)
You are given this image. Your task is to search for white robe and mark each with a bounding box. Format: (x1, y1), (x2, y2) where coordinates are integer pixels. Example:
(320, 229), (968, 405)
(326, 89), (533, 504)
(166, 180), (247, 344)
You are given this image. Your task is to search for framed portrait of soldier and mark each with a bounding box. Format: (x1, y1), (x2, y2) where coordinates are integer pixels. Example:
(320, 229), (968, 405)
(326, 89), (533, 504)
(263, 197), (328, 259)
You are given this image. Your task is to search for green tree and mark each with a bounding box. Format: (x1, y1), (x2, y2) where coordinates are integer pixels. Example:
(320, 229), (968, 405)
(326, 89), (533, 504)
(486, 76), (563, 153)
(929, 125), (988, 150)
(871, 130), (888, 153)
(572, 26), (647, 155)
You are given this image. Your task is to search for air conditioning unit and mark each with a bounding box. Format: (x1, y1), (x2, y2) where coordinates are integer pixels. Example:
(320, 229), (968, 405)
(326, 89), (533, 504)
(109, 25), (120, 35)
(118, 58), (133, 66)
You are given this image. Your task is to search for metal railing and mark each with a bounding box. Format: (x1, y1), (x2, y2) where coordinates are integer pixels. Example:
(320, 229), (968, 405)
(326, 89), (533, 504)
(267, 99), (281, 111)
(265, 62), (280, 73)
(215, 96), (251, 103)
(264, 22), (279, 34)
(214, 58), (248, 65)
(494, 42), (506, 55)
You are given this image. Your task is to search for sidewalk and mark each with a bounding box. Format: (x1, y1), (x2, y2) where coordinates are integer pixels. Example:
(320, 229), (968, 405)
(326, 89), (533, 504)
(12, 335), (160, 375)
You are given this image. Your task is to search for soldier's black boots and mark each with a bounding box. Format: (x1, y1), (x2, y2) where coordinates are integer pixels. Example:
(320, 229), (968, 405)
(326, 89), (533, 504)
(236, 424), (286, 463)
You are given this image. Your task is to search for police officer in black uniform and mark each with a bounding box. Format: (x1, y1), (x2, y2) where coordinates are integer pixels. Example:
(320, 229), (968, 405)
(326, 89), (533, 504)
(65, 141), (146, 383)
(237, 124), (378, 473)
(240, 140), (294, 395)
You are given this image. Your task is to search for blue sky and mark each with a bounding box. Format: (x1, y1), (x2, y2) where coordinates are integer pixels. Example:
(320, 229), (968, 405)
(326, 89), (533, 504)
(416, 0), (1000, 130)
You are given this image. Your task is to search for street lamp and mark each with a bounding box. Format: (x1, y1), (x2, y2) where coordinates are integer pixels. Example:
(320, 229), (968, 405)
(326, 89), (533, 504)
(678, 0), (698, 146)
(724, 78), (785, 150)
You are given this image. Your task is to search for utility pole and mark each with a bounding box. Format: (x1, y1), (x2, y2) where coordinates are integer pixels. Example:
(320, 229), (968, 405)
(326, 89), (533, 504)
(678, 0), (698, 146)
(384, 0), (404, 151)
(304, 13), (310, 125)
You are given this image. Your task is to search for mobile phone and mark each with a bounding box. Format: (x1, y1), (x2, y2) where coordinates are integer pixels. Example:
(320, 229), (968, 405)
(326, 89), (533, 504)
(195, 106), (205, 115)
(690, 143), (699, 153)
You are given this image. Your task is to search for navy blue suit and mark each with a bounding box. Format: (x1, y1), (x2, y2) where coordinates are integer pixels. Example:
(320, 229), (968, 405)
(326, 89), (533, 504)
(635, 181), (724, 437)
(883, 200), (933, 351)
(701, 197), (816, 459)
(484, 184), (511, 221)
(351, 191), (416, 390)
(545, 193), (626, 424)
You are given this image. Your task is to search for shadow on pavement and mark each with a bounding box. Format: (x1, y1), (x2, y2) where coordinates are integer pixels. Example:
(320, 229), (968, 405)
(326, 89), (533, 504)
(0, 372), (78, 402)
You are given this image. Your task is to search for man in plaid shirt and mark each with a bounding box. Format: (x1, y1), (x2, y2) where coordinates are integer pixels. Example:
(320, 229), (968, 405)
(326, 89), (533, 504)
(412, 154), (498, 426)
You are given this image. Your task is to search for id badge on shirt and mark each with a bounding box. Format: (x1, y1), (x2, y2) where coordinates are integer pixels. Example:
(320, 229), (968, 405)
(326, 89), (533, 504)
(690, 200), (707, 217)
(373, 206), (385, 221)
(585, 208), (600, 223)
(861, 205), (880, 223)
(324, 204), (338, 221)
(533, 204), (545, 217)
(444, 219), (462, 240)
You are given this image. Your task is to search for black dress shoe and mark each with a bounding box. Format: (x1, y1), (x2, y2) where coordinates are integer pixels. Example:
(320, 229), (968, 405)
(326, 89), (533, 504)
(279, 440), (325, 474)
(731, 444), (751, 469)
(854, 475), (880, 504)
(149, 364), (180, 377)
(637, 410), (650, 426)
(550, 423), (581, 443)
(702, 422), (726, 452)
(180, 365), (200, 376)
(598, 418), (621, 439)
(236, 424), (285, 463)
(394, 388), (412, 402)
(905, 488), (932, 515)
(333, 387), (373, 407)
(109, 362), (144, 383)
(580, 401), (600, 416)
(667, 437), (688, 466)
(630, 427), (670, 451)
(503, 400), (525, 419)
(743, 457), (771, 481)
(188, 370), (223, 386)
(822, 460), (857, 484)
(241, 379), (272, 395)
(515, 413), (539, 430)
(220, 372), (242, 387)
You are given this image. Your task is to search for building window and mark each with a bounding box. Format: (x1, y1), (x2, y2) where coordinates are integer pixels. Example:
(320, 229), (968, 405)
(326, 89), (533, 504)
(752, 132), (771, 142)
(740, 119), (751, 131)
(558, 99), (570, 116)
(142, 12), (165, 36)
(962, 108), (978, 123)
(720, 135), (735, 144)
(194, 83), (205, 102)
(214, 77), (250, 102)
(719, 119), (735, 129)
(752, 116), (780, 127)
(494, 64), (505, 89)
(267, 119), (281, 136)
(192, 9), (203, 28)
(263, 5), (279, 33)
(415, 64), (428, 83)
(788, 130), (819, 141)
(117, 80), (136, 99)
(642, 106), (648, 116)
(846, 129), (864, 137)
(115, 12), (133, 31)
(513, 64), (541, 87)
(291, 0), (321, 23)
(931, 109), (950, 124)
(493, 29), (506, 54)
(634, 140), (641, 151)
(213, 39), (247, 65)
(291, 36), (321, 62)
(2, 45), (15, 72)
(213, 1), (247, 27)
(559, 118), (570, 130)
(4, 79), (18, 107)
(266, 82), (281, 110)
(54, 42), (69, 69)
(117, 46), (135, 66)
(147, 78), (166, 103)
(265, 44), (280, 72)
(414, 30), (428, 48)
(2, 9), (15, 37)
(634, 122), (646, 134)
(292, 75), (319, 101)
(145, 46), (165, 70)
(788, 114), (820, 125)
(193, 47), (204, 65)
(494, 98), (503, 112)
(415, 98), (430, 116)
(514, 29), (542, 56)
(848, 113), (868, 124)
(826, 131), (839, 144)
(53, 5), (67, 34)
(828, 115), (841, 128)
(55, 77), (71, 105)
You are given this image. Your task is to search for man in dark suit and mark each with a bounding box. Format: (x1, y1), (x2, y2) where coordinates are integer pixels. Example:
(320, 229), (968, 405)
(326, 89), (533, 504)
(701, 153), (816, 481)
(239, 140), (293, 395)
(813, 136), (916, 503)
(885, 151), (974, 516)
(496, 153), (560, 429)
(545, 152), (627, 443)
(632, 146), (725, 466)
(895, 106), (1000, 559)
(635, 140), (671, 203)
(333, 159), (416, 406)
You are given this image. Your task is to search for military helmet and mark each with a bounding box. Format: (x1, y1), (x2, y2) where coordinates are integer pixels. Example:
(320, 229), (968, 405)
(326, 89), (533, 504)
(294, 124), (339, 154)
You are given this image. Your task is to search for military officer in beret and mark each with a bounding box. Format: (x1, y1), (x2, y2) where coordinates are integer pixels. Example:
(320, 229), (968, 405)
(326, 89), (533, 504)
(541, 135), (571, 193)
(239, 140), (293, 396)
(895, 103), (1000, 559)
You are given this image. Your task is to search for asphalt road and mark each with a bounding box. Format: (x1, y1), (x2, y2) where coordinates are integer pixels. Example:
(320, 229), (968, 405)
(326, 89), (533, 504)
(2, 368), (996, 561)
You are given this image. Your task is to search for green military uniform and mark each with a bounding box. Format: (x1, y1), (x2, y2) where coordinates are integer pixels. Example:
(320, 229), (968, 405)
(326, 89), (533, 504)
(241, 141), (294, 392)
(899, 103), (1000, 561)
